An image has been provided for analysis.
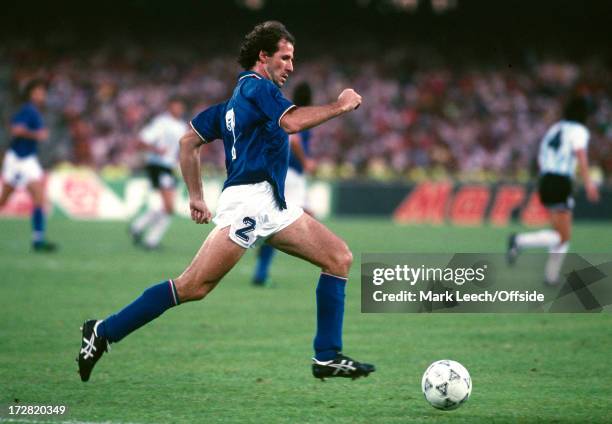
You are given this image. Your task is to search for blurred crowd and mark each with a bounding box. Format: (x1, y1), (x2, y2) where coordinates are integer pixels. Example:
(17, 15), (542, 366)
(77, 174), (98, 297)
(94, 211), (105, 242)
(1, 41), (611, 183)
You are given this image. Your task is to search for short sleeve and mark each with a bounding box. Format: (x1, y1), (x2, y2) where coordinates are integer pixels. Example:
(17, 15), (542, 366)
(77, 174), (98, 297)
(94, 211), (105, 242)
(190, 103), (225, 143)
(570, 125), (589, 151)
(249, 80), (296, 126)
(12, 106), (43, 130)
(139, 118), (162, 145)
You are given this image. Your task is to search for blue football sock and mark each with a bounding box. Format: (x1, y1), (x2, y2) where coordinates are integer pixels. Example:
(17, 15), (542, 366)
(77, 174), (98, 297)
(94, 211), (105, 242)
(32, 207), (45, 244)
(97, 280), (179, 343)
(253, 244), (276, 283)
(314, 273), (347, 361)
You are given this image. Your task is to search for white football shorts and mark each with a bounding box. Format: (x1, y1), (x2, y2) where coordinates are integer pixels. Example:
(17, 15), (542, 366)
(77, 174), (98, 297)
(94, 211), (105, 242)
(1, 150), (43, 188)
(213, 181), (304, 249)
(284, 167), (308, 208)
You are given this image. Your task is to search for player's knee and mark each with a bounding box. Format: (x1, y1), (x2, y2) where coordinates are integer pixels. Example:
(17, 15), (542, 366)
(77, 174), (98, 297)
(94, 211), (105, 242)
(326, 244), (353, 276)
(31, 194), (44, 207)
(343, 247), (354, 269)
(554, 228), (571, 243)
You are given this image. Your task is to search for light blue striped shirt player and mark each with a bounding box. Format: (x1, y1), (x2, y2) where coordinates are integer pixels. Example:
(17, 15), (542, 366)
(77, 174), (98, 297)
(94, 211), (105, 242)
(538, 120), (589, 178)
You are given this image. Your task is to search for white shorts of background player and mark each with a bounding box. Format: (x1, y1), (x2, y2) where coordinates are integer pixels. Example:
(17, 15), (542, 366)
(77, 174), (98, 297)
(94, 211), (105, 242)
(1, 150), (43, 188)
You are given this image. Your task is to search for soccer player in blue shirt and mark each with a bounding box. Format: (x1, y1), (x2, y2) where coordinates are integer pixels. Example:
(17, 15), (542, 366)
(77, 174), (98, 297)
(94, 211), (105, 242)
(78, 21), (374, 382)
(0, 79), (57, 252)
(253, 81), (316, 286)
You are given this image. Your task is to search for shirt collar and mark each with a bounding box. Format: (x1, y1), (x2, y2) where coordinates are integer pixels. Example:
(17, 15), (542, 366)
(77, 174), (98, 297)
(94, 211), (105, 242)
(238, 71), (264, 81)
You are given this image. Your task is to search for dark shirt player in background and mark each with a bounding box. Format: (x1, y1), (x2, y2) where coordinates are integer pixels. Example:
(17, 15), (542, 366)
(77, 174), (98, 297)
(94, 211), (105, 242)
(0, 79), (57, 252)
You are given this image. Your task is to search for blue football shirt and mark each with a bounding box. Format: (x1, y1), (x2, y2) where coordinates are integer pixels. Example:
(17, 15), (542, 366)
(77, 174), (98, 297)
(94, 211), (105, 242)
(288, 130), (312, 174)
(10, 102), (44, 157)
(191, 71), (295, 209)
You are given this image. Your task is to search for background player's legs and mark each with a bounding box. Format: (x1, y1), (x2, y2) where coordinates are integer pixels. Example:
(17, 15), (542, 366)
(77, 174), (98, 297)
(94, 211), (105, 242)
(143, 187), (175, 249)
(510, 209), (571, 284)
(26, 179), (51, 249)
(0, 182), (15, 208)
(252, 244), (276, 286)
(268, 213), (352, 360)
(549, 210), (572, 243)
(545, 210), (572, 284)
(130, 185), (161, 245)
(514, 228), (561, 250)
(130, 207), (160, 241)
(508, 206), (561, 264)
(97, 226), (245, 343)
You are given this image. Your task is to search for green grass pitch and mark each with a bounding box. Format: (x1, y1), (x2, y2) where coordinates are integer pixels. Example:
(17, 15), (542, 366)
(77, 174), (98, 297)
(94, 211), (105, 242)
(1, 217), (611, 423)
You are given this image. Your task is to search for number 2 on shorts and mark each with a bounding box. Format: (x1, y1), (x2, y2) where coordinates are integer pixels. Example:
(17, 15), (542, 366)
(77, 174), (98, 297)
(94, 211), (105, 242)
(235, 217), (256, 242)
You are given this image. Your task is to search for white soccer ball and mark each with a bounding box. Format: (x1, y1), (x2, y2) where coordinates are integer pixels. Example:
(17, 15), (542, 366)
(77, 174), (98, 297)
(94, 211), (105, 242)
(421, 360), (472, 410)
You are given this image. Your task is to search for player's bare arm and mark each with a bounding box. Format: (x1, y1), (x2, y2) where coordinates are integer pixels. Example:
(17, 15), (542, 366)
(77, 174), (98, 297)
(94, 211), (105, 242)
(576, 148), (599, 202)
(280, 89), (361, 134)
(179, 129), (211, 224)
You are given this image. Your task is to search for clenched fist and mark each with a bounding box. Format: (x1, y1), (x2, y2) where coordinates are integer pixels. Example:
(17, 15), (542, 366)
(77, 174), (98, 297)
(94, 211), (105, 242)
(189, 199), (212, 224)
(338, 89), (362, 113)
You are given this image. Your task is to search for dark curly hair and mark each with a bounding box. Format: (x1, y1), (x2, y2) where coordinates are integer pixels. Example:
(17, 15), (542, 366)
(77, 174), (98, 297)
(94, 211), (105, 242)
(22, 78), (48, 101)
(563, 95), (590, 124)
(238, 21), (295, 70)
(293, 82), (312, 107)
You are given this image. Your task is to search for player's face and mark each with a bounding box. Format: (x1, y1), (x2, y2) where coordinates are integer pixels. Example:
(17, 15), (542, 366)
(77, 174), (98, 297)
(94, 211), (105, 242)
(168, 101), (185, 118)
(264, 39), (294, 87)
(30, 86), (47, 106)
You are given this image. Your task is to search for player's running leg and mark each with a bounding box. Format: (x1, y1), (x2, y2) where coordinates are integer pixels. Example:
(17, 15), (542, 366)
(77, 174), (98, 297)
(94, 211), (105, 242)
(27, 179), (56, 252)
(544, 210), (572, 284)
(172, 226), (246, 301)
(507, 228), (561, 265)
(142, 187), (175, 249)
(129, 208), (159, 245)
(0, 182), (15, 208)
(268, 213), (375, 380)
(77, 226), (246, 381)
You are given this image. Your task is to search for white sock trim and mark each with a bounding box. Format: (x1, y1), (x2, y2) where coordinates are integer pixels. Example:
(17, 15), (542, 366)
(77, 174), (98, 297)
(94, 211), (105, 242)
(516, 229), (560, 249)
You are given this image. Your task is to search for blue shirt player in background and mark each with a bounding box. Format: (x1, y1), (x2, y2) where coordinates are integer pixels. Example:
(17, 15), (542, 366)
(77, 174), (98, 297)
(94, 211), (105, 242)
(0, 79), (57, 252)
(252, 81), (316, 286)
(78, 21), (375, 382)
